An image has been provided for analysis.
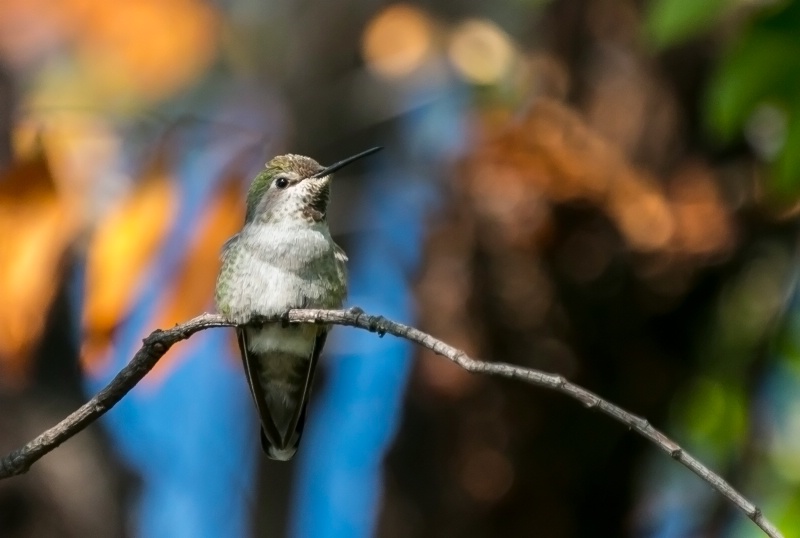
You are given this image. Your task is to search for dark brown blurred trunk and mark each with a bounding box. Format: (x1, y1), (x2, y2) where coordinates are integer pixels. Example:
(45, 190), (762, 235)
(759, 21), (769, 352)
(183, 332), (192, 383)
(375, 1), (754, 536)
(0, 67), (14, 171)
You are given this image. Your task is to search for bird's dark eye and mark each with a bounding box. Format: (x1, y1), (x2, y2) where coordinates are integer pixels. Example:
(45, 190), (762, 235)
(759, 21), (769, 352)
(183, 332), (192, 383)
(275, 177), (289, 189)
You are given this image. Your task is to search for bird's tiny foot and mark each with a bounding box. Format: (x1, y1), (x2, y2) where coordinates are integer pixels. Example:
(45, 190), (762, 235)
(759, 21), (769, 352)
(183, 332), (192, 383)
(369, 315), (388, 338)
(348, 306), (365, 316)
(246, 315), (266, 328)
(280, 311), (292, 328)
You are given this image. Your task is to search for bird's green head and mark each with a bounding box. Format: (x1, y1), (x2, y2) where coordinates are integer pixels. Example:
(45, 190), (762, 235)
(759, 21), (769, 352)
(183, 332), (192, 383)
(244, 147), (382, 225)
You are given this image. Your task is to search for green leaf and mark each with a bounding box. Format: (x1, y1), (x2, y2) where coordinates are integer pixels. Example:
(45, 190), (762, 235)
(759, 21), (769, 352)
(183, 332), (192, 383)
(770, 94), (800, 193)
(705, 30), (800, 141)
(645, 0), (730, 48)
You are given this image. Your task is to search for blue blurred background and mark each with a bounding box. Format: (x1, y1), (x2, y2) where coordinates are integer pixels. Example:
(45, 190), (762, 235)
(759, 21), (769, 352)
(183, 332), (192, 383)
(1, 1), (800, 537)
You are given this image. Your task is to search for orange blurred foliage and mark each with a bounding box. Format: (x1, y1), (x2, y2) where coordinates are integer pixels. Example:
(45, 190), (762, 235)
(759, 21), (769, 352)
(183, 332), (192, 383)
(146, 170), (244, 381)
(0, 156), (80, 386)
(415, 97), (735, 398)
(466, 98), (733, 258)
(80, 162), (177, 374)
(76, 0), (219, 102)
(0, 0), (219, 104)
(80, 151), (245, 381)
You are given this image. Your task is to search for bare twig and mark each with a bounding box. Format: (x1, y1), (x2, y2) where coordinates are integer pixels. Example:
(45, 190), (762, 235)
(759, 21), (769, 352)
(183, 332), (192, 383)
(0, 309), (784, 538)
(0, 314), (232, 478)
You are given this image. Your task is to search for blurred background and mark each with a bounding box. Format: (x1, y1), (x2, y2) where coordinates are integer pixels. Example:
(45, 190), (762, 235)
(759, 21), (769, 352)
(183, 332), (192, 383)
(1, 0), (799, 537)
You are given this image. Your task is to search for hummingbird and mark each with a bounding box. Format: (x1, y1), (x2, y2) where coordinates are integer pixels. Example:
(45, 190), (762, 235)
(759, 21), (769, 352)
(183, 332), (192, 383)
(215, 146), (382, 461)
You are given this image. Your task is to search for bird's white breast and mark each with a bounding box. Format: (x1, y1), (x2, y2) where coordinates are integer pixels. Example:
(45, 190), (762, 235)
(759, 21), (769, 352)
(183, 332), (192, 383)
(220, 220), (345, 323)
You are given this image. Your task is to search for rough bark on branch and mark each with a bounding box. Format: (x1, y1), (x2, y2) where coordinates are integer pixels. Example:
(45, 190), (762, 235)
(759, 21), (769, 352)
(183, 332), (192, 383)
(0, 309), (784, 538)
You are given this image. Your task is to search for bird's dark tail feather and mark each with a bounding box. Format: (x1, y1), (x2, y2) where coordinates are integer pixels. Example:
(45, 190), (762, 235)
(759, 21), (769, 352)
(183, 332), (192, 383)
(259, 402), (309, 461)
(237, 326), (326, 461)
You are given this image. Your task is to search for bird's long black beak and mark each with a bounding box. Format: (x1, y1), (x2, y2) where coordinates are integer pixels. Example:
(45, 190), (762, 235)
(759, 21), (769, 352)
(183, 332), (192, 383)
(310, 147), (383, 178)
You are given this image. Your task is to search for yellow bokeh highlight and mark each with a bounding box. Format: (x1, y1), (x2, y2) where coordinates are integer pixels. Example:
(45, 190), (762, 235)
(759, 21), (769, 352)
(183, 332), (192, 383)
(362, 4), (434, 79)
(448, 19), (515, 85)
